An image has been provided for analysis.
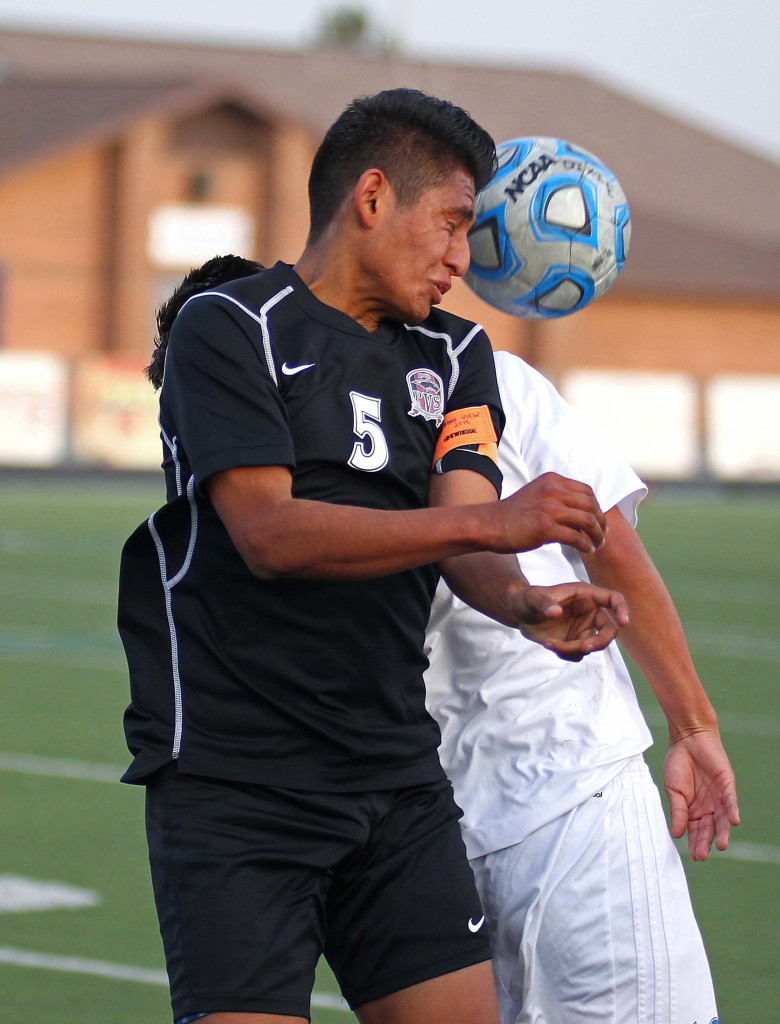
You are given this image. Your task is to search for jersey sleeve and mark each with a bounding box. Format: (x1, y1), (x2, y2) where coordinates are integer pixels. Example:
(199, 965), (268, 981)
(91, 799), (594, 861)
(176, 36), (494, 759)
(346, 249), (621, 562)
(494, 350), (647, 524)
(434, 326), (505, 495)
(161, 294), (295, 484)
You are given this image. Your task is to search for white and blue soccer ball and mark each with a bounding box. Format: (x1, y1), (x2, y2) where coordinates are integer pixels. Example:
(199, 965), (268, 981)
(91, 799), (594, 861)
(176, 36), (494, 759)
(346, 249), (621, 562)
(465, 137), (631, 319)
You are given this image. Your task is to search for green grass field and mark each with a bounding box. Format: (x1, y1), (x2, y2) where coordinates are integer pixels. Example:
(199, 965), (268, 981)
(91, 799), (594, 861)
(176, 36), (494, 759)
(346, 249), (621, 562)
(1, 475), (778, 1022)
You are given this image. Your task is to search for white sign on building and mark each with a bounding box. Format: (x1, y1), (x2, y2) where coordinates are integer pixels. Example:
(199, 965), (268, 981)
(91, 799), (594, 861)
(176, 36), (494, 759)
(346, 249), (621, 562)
(561, 369), (700, 479)
(147, 204), (255, 268)
(707, 374), (780, 480)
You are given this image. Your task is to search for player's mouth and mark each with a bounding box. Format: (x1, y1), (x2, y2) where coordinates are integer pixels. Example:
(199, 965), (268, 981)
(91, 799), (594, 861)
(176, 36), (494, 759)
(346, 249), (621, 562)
(432, 281), (450, 302)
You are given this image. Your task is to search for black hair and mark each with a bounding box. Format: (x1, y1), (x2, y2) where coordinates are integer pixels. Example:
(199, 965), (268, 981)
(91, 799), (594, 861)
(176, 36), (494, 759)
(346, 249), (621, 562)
(307, 88), (496, 243)
(146, 254), (264, 390)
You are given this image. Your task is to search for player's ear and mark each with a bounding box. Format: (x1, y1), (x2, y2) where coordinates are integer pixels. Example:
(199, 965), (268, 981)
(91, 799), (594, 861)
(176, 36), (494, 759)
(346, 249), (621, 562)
(354, 169), (390, 228)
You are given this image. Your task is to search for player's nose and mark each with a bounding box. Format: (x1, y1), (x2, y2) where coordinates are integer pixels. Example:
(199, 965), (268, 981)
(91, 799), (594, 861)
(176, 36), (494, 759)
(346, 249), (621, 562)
(446, 230), (471, 278)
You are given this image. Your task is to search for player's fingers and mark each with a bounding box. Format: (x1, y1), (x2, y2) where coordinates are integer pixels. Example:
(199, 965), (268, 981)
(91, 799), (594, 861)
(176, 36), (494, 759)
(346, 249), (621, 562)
(585, 608), (620, 649)
(688, 832), (703, 862)
(686, 816), (705, 861)
(536, 521), (604, 554)
(667, 789), (689, 841)
(574, 632), (612, 655)
(559, 508), (607, 549)
(553, 477), (609, 534)
(518, 476), (607, 547)
(724, 782), (741, 827)
(715, 785), (740, 850)
(519, 586), (564, 623)
(607, 590), (630, 626)
(541, 583), (628, 627)
(540, 637), (585, 662)
(535, 472), (599, 500)
(691, 814), (716, 862)
(714, 810), (732, 852)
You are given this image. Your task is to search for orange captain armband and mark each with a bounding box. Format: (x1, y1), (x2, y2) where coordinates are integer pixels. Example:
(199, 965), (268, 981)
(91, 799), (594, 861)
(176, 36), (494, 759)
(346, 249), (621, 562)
(432, 405), (499, 467)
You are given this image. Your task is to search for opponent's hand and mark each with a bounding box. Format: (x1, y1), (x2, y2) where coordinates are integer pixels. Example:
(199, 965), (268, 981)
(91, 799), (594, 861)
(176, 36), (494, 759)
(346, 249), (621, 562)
(512, 582), (629, 662)
(498, 473), (608, 556)
(664, 730), (740, 861)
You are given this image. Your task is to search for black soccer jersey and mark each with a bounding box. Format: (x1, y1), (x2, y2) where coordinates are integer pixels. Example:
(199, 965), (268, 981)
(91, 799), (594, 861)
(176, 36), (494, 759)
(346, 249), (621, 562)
(119, 262), (503, 790)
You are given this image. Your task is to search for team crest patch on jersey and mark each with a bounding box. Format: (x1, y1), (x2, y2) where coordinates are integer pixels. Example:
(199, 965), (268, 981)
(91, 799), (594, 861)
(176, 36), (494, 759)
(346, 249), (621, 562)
(406, 369), (445, 426)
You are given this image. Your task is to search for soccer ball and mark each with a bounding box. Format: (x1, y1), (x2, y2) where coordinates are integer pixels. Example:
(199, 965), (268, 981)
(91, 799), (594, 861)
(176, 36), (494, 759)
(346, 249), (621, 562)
(465, 137), (631, 319)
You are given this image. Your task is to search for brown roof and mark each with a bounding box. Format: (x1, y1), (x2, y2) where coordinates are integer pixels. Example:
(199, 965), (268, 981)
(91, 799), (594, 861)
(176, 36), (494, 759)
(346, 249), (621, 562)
(1, 27), (778, 299)
(0, 80), (183, 171)
(0, 78), (276, 173)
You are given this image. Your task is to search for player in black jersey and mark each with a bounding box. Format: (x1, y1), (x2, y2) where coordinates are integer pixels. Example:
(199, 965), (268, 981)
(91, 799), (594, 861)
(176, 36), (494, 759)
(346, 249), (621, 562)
(119, 90), (629, 1024)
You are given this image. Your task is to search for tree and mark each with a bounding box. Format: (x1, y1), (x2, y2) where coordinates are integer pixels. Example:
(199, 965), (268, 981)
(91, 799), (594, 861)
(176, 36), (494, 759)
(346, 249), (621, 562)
(315, 6), (394, 53)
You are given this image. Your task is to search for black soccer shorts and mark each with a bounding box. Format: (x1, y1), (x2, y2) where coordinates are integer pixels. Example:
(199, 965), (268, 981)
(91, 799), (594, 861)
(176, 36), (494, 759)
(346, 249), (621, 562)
(145, 766), (492, 1021)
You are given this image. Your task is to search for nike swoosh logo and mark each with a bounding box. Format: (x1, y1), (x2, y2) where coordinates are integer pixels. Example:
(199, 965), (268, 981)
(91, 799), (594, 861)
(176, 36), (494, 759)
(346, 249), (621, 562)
(281, 361), (315, 376)
(468, 915), (485, 933)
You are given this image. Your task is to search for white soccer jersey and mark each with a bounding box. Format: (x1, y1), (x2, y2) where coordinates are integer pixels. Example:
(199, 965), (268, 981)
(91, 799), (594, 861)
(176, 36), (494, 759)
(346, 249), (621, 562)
(425, 350), (654, 860)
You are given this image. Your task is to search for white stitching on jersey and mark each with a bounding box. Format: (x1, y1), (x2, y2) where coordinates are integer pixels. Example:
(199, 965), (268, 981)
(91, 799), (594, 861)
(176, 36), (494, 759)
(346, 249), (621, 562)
(168, 477), (199, 589)
(160, 424), (181, 497)
(146, 475), (199, 760)
(447, 323), (483, 399)
(179, 287), (294, 388)
(258, 288), (294, 386)
(452, 323), (483, 356)
(404, 323), (484, 401)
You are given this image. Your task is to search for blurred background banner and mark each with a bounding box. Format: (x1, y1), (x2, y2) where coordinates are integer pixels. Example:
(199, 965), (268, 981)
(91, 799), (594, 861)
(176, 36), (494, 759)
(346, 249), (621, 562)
(71, 356), (160, 469)
(0, 351), (69, 466)
(707, 375), (780, 480)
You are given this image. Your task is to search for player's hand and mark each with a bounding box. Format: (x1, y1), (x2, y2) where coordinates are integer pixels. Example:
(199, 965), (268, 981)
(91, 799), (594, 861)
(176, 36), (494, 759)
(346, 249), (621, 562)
(512, 582), (629, 662)
(498, 473), (608, 555)
(663, 730), (740, 861)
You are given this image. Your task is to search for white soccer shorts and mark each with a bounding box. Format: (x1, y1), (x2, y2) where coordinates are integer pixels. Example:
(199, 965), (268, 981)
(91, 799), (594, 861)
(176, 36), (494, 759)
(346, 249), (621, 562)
(469, 756), (719, 1024)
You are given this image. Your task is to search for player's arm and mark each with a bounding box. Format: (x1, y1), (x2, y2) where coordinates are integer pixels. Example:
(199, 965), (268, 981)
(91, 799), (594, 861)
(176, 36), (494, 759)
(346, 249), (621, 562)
(207, 461), (610, 582)
(584, 505), (740, 859)
(429, 468), (628, 661)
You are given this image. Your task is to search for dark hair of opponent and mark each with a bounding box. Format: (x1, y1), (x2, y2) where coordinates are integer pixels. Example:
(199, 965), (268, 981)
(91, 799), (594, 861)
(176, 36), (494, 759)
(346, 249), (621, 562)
(146, 254), (264, 390)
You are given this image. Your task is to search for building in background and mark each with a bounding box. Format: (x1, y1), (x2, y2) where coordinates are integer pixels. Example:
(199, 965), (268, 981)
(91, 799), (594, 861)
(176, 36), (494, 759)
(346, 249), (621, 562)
(0, 28), (778, 478)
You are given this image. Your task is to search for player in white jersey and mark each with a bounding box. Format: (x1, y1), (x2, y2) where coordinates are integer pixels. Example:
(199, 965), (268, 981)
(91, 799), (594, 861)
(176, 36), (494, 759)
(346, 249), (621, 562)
(425, 350), (739, 1024)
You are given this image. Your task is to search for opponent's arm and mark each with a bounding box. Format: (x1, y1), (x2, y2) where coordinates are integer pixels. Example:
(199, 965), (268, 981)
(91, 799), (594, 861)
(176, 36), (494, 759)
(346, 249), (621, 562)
(207, 463), (609, 582)
(584, 505), (740, 859)
(430, 469), (628, 661)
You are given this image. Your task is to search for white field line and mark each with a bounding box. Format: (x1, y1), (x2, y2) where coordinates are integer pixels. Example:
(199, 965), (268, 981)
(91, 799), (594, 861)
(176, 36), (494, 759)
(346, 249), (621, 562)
(0, 575), (118, 605)
(0, 947), (167, 985)
(683, 626), (780, 664)
(0, 752), (122, 783)
(0, 628), (125, 672)
(662, 575), (780, 607)
(0, 947), (349, 1011)
(0, 528), (123, 560)
(675, 839), (780, 866)
(0, 875), (101, 913)
(0, 648), (126, 672)
(721, 841), (780, 865)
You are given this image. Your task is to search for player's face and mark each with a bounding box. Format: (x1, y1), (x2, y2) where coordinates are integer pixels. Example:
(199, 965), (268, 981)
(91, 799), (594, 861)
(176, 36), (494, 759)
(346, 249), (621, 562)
(371, 168), (475, 325)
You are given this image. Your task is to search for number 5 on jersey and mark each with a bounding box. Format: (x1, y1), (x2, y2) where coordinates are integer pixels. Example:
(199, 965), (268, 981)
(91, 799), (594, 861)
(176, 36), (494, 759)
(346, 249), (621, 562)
(348, 391), (389, 472)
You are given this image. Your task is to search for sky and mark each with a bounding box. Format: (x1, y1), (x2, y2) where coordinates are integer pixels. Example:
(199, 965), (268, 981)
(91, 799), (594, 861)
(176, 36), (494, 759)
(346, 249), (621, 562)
(0, 0), (779, 164)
